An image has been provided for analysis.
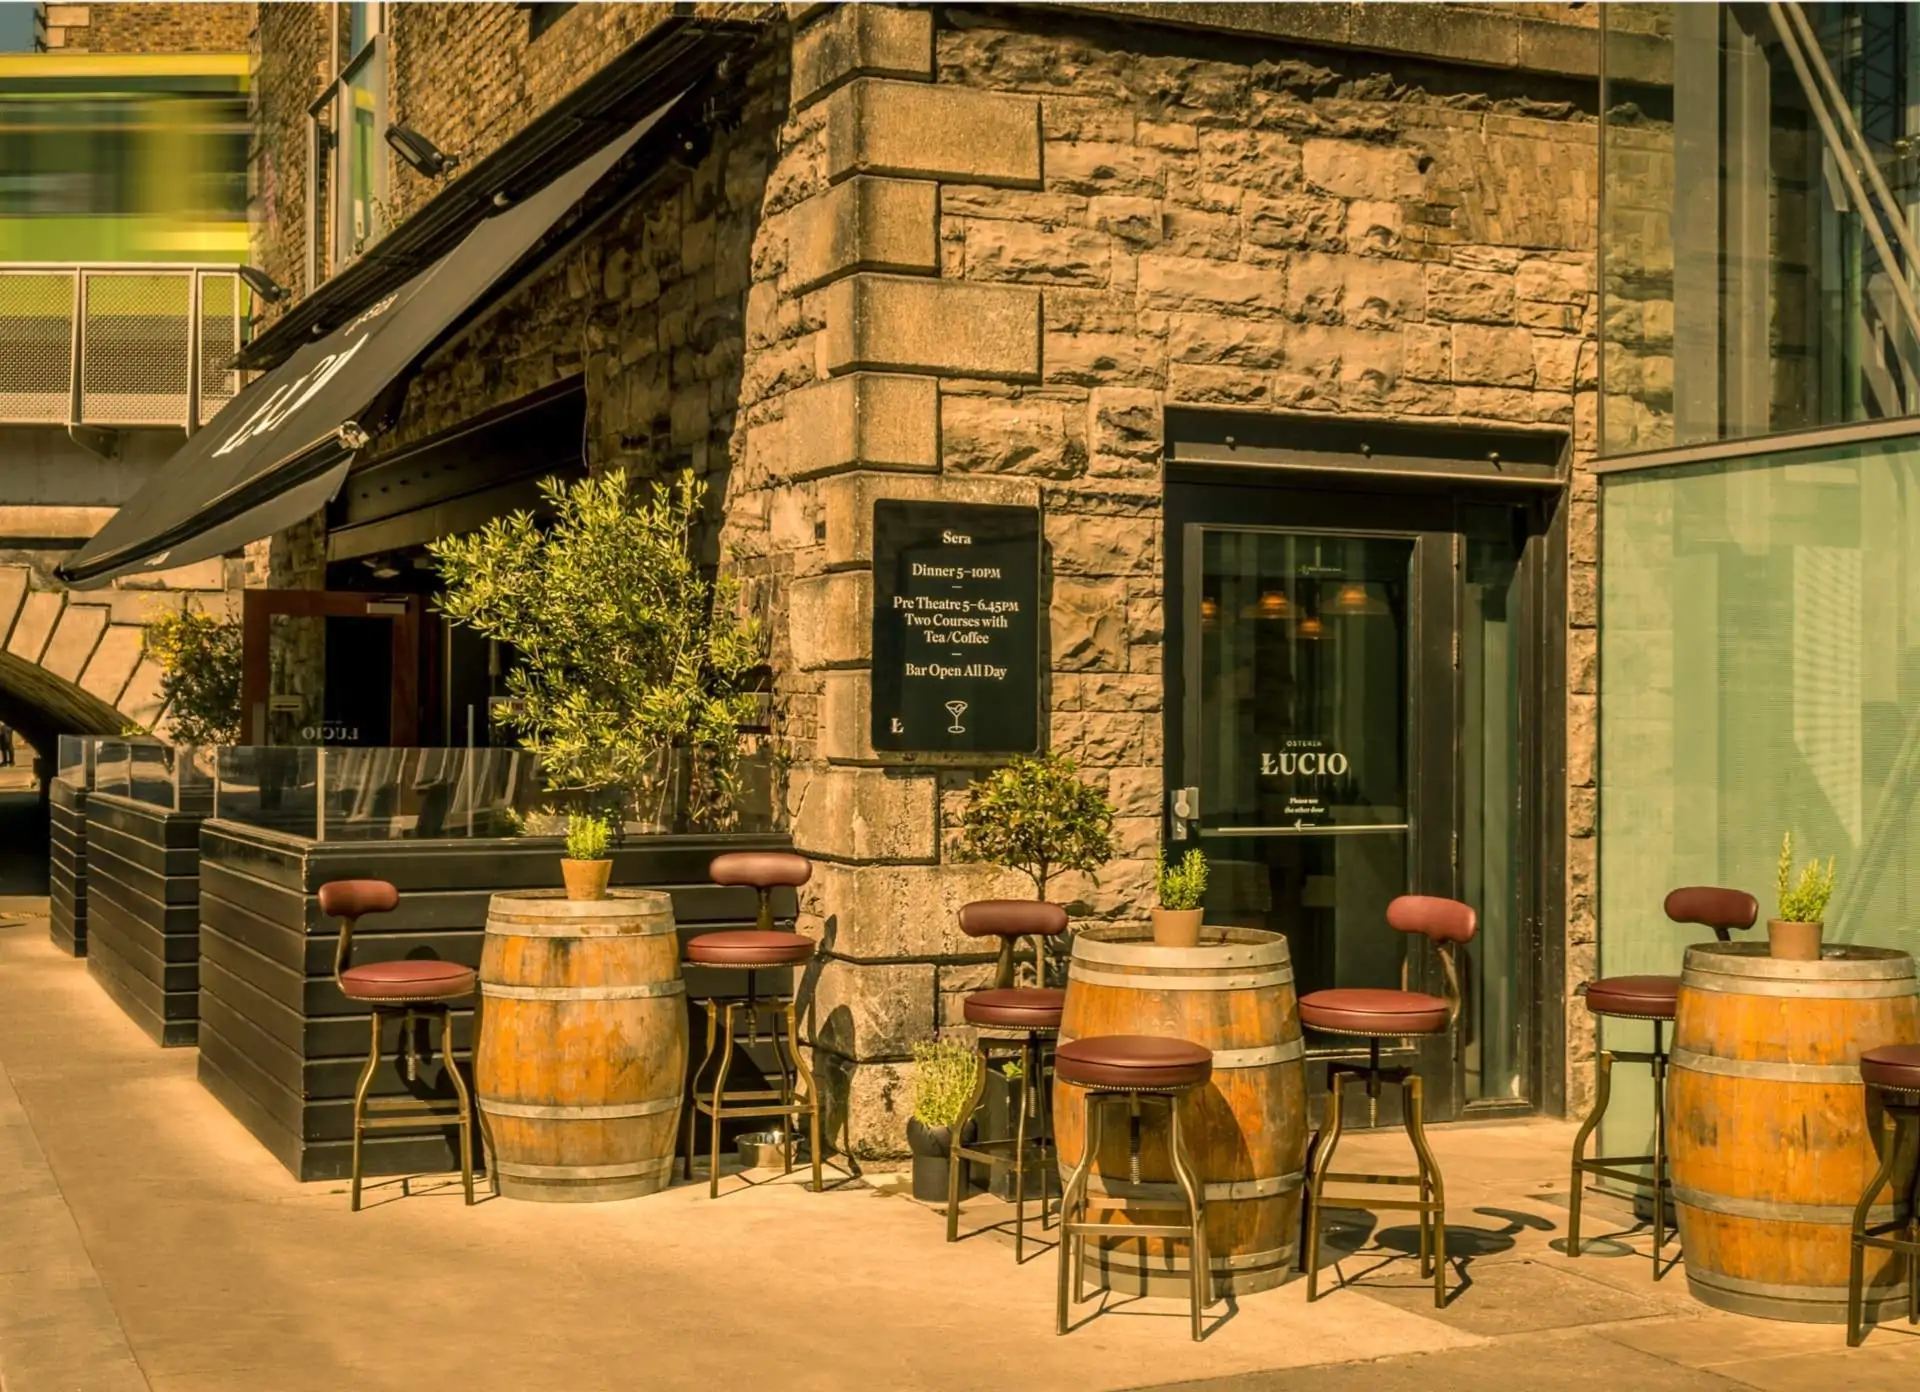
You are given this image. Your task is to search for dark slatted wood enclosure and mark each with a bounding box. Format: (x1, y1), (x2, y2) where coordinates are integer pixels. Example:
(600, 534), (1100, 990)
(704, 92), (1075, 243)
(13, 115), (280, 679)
(84, 793), (206, 1046)
(195, 823), (799, 1183)
(49, 777), (89, 956)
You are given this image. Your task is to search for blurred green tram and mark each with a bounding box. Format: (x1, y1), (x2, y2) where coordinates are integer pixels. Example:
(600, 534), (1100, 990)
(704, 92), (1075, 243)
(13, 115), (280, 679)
(0, 52), (248, 265)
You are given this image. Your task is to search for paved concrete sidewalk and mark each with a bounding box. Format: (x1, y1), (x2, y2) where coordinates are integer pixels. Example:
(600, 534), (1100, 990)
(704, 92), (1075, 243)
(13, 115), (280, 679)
(0, 908), (1912, 1391)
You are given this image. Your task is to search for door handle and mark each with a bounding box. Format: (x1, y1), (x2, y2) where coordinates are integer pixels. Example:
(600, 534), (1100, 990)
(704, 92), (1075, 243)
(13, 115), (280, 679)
(1169, 785), (1199, 840)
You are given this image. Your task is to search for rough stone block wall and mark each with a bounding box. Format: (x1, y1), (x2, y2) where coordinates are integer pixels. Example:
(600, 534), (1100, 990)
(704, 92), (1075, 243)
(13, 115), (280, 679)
(42, 3), (250, 53)
(743, 3), (1603, 1151)
(242, 3), (1606, 1153)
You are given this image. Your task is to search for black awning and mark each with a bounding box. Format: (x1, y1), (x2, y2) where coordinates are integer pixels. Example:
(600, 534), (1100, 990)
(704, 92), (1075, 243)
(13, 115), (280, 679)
(58, 104), (675, 590)
(235, 16), (756, 372)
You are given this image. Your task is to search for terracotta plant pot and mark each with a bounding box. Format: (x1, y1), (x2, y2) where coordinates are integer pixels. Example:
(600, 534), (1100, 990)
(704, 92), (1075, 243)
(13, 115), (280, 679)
(1768, 917), (1823, 962)
(561, 858), (613, 901)
(1152, 906), (1204, 948)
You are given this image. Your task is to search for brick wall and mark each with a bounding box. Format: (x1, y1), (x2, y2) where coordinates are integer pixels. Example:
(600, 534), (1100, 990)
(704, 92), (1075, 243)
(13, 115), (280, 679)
(42, 3), (250, 53)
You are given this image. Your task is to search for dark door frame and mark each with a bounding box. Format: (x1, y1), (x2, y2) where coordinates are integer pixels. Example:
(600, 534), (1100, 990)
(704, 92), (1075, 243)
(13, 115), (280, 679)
(240, 589), (423, 747)
(1162, 408), (1570, 1119)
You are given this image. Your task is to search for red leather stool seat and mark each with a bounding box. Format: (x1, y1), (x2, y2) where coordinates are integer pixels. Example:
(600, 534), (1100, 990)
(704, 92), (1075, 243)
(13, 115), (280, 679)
(1300, 987), (1450, 1036)
(1055, 1035), (1211, 1090)
(684, 930), (815, 967)
(963, 987), (1065, 1030)
(1583, 974), (1680, 1021)
(339, 959), (476, 1002)
(1862, 1043), (1920, 1092)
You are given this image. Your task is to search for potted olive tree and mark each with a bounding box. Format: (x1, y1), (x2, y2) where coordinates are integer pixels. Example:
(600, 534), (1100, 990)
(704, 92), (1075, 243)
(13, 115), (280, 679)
(561, 812), (612, 901)
(1153, 847), (1209, 947)
(906, 1037), (980, 1202)
(431, 470), (765, 835)
(1772, 831), (1837, 961)
(958, 751), (1116, 906)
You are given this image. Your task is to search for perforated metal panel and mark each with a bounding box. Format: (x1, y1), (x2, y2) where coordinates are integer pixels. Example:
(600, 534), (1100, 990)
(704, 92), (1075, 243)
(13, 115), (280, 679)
(79, 272), (191, 426)
(0, 271), (75, 423)
(0, 264), (248, 429)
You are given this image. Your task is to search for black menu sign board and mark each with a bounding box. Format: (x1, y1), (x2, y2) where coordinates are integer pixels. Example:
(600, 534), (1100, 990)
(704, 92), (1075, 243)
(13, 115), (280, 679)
(871, 500), (1041, 754)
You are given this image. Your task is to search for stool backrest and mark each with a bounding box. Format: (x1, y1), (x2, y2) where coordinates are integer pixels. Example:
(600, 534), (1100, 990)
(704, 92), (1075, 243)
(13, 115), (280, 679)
(318, 879), (399, 984)
(1664, 886), (1759, 943)
(959, 899), (1069, 989)
(709, 851), (812, 932)
(1388, 894), (1477, 1023)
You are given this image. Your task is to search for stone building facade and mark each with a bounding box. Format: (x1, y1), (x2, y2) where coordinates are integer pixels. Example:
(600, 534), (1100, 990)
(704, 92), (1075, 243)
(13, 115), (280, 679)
(242, 2), (1602, 1154)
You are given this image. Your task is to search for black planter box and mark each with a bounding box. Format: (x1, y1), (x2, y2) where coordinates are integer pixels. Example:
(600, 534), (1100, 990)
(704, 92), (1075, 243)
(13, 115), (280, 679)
(49, 778), (88, 957)
(84, 793), (206, 1046)
(195, 821), (801, 1183)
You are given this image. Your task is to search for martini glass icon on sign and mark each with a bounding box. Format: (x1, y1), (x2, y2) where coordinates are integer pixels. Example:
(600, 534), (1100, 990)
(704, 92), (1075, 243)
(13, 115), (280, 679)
(945, 700), (968, 734)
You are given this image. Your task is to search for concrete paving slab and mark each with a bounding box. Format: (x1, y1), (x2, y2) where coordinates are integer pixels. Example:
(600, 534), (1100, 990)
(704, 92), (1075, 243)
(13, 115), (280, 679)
(0, 1025), (147, 1392)
(1138, 1327), (1755, 1390)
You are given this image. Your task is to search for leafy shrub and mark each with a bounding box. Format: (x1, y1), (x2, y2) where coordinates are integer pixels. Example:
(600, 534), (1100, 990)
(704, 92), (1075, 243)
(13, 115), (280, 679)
(911, 1038), (980, 1130)
(1156, 847), (1209, 911)
(141, 601), (241, 745)
(1777, 831), (1837, 924)
(565, 812), (611, 862)
(958, 752), (1115, 900)
(431, 471), (764, 831)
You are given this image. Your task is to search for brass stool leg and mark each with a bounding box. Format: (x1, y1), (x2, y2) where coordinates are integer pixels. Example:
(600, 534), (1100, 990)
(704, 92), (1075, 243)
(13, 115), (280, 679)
(1567, 1046), (1615, 1258)
(1303, 1067), (1349, 1301)
(1403, 1072), (1447, 1308)
(1014, 1036), (1034, 1262)
(709, 1001), (740, 1200)
(1166, 1092), (1210, 1341)
(438, 1005), (476, 1206)
(1056, 1091), (1103, 1335)
(684, 999), (718, 1182)
(783, 995), (822, 1193)
(1850, 1098), (1916, 1346)
(947, 1047), (989, 1243)
(1650, 1022), (1668, 1274)
(1400, 1072), (1432, 1277)
(349, 1009), (382, 1212)
(1037, 1036), (1056, 1233)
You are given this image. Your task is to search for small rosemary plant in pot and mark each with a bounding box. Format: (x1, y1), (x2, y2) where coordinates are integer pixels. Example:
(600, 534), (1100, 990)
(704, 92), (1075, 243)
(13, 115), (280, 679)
(906, 1038), (981, 1203)
(1771, 832), (1836, 961)
(561, 812), (613, 901)
(1153, 847), (1210, 947)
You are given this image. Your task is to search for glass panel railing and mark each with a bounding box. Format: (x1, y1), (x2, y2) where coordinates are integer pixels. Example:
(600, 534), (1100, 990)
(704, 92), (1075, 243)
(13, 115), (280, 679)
(56, 734), (97, 789)
(209, 744), (778, 842)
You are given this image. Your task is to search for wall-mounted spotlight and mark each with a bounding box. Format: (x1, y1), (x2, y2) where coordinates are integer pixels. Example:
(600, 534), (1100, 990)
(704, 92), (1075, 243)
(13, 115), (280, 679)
(385, 124), (460, 178)
(237, 266), (289, 303)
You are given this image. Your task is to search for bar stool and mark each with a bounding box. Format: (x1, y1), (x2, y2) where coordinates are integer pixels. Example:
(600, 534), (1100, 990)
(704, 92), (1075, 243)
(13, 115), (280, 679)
(321, 879), (480, 1212)
(1848, 1044), (1920, 1346)
(1299, 894), (1477, 1308)
(681, 851), (821, 1198)
(946, 899), (1070, 1261)
(1568, 885), (1758, 1274)
(1055, 1035), (1214, 1341)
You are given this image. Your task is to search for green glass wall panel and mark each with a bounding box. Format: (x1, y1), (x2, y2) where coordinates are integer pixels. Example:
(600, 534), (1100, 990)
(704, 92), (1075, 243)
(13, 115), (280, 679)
(1598, 432), (1920, 1163)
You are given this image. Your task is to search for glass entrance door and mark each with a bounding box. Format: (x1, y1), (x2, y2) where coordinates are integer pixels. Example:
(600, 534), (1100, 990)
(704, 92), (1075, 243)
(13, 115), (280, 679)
(1167, 482), (1545, 1124)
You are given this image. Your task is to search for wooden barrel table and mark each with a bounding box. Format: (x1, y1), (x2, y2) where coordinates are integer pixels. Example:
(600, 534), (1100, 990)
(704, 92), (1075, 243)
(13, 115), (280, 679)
(1669, 942), (1920, 1322)
(475, 889), (687, 1202)
(1054, 925), (1308, 1295)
